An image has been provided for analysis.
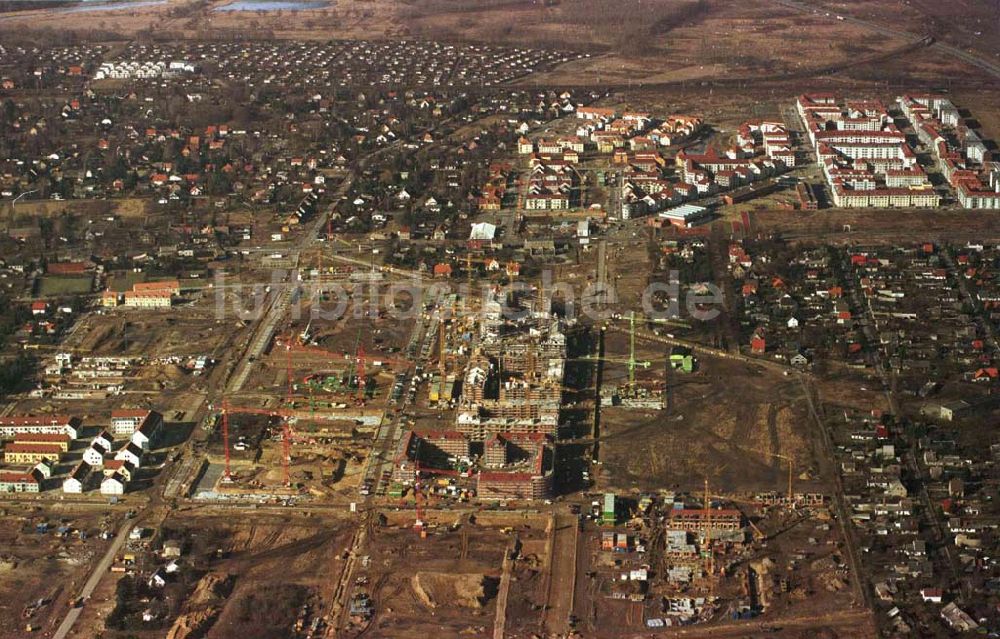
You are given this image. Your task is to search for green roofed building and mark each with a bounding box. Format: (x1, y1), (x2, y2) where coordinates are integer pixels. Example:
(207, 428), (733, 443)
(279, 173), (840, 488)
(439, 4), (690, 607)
(602, 493), (616, 525)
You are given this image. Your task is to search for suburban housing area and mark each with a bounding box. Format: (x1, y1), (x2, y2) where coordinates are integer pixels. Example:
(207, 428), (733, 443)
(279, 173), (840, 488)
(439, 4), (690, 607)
(0, 3), (998, 638)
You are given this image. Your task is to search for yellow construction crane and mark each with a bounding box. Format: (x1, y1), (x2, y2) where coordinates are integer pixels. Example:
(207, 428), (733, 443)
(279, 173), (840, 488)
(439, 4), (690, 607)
(738, 445), (795, 503)
(438, 316), (447, 376)
(704, 477), (714, 581)
(593, 311), (686, 386)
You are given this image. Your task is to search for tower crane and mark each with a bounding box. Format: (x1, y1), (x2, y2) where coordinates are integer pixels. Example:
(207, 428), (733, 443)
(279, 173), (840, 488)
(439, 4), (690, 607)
(217, 402), (348, 487)
(704, 478), (714, 583)
(738, 445), (796, 503)
(594, 311), (653, 386)
(277, 332), (412, 405)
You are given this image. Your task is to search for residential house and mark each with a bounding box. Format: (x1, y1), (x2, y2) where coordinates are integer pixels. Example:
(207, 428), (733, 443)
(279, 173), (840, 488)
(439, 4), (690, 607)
(0, 470), (42, 493)
(100, 472), (128, 496)
(0, 415), (80, 440)
(82, 446), (105, 467)
(115, 442), (143, 468)
(102, 460), (135, 482)
(111, 409), (162, 437)
(63, 463), (90, 494)
(4, 443), (64, 465)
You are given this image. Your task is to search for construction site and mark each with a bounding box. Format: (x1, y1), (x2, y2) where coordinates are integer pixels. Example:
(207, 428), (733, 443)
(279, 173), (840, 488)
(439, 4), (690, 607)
(0, 503), (125, 639)
(565, 490), (868, 637)
(3, 0), (1000, 628)
(340, 510), (553, 639)
(0, 216), (884, 639)
(69, 509), (359, 639)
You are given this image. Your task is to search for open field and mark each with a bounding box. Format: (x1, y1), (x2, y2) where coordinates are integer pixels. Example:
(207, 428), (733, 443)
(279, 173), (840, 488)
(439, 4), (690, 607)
(752, 208), (1000, 243)
(1, 0), (996, 91)
(67, 299), (240, 360)
(37, 275), (94, 296)
(803, 0), (1000, 63)
(596, 352), (820, 496)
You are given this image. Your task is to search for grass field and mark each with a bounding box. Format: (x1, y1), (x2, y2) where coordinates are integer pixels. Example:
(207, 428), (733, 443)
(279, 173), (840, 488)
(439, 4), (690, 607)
(107, 271), (148, 293)
(37, 274), (93, 296)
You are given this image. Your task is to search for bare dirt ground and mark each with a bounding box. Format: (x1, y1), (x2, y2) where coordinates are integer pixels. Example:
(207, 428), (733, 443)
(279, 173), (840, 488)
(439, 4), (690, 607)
(518, 1), (911, 86)
(810, 0), (1000, 61)
(353, 511), (550, 639)
(597, 351), (821, 496)
(3, 0), (994, 91)
(0, 504), (122, 639)
(146, 511), (355, 639)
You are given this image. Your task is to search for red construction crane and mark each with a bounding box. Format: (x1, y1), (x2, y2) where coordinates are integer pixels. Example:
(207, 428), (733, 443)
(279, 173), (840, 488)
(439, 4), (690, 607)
(283, 332), (413, 405)
(218, 403), (349, 487)
(281, 335), (412, 371)
(221, 400), (232, 481)
(414, 483), (427, 532)
(281, 421), (292, 486)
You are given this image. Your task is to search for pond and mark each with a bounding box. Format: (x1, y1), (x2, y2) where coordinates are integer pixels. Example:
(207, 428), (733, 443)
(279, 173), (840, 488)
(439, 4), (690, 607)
(213, 0), (330, 11)
(61, 0), (166, 13)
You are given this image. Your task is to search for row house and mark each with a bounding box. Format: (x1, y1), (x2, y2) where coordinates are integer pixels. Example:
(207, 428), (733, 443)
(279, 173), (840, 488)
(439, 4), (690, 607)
(802, 94), (940, 208)
(4, 443), (64, 465)
(0, 415), (80, 440)
(576, 106), (617, 121)
(0, 470), (42, 493)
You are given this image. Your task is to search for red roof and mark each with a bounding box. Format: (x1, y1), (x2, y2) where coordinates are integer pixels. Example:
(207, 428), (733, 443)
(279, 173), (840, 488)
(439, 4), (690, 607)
(47, 261), (90, 275)
(0, 471), (38, 484)
(112, 409), (152, 419)
(478, 471), (534, 482)
(4, 443), (65, 455)
(133, 280), (179, 293)
(13, 433), (71, 444)
(0, 415), (76, 427)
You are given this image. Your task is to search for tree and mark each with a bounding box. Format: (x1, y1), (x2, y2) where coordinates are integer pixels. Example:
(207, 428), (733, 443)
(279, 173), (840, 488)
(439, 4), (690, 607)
(0, 354), (35, 402)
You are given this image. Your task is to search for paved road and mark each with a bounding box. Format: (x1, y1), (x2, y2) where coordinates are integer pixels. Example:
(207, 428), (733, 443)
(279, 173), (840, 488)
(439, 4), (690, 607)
(51, 519), (134, 639)
(226, 175), (356, 394)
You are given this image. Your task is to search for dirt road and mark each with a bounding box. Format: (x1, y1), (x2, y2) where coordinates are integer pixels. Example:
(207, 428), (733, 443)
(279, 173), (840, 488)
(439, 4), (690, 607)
(543, 511), (579, 635)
